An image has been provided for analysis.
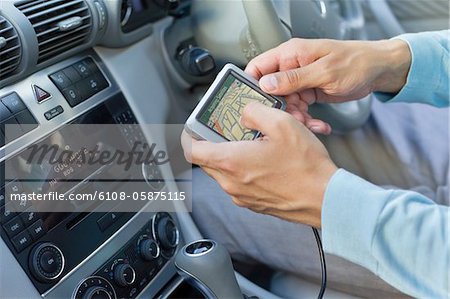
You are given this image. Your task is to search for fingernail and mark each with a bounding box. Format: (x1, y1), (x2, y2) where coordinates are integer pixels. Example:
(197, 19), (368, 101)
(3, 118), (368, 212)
(239, 116), (244, 126)
(260, 75), (278, 92)
(310, 126), (322, 133)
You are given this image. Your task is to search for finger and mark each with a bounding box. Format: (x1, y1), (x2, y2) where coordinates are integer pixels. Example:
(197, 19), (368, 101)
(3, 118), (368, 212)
(258, 61), (326, 95)
(240, 102), (290, 138)
(245, 46), (283, 80)
(181, 130), (227, 168)
(306, 119), (332, 135)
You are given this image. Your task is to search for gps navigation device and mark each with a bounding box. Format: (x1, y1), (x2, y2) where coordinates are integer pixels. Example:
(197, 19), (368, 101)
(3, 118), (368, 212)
(185, 64), (286, 142)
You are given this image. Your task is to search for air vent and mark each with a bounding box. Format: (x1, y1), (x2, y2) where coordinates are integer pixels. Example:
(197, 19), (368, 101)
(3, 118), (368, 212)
(0, 16), (22, 80)
(16, 0), (92, 64)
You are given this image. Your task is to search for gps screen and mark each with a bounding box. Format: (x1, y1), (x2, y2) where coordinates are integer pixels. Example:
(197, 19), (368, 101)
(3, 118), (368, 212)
(198, 74), (276, 141)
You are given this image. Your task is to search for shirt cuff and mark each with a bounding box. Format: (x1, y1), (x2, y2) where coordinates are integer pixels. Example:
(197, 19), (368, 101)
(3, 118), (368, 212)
(321, 169), (392, 271)
(374, 33), (441, 104)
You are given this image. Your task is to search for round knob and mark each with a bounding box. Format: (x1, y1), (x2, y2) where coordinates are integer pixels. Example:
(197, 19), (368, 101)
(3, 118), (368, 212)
(179, 47), (216, 76)
(73, 276), (116, 299)
(82, 286), (112, 299)
(139, 238), (160, 261)
(157, 216), (179, 249)
(113, 263), (136, 287)
(29, 243), (65, 282)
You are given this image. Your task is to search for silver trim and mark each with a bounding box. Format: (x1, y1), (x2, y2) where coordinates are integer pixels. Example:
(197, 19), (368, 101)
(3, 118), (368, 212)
(71, 276), (117, 299)
(114, 263), (136, 286)
(57, 17), (83, 32)
(183, 240), (216, 258)
(32, 243), (66, 281)
(139, 238), (161, 260)
(32, 84), (52, 104)
(120, 1), (133, 27)
(0, 37), (6, 49)
(152, 213), (180, 259)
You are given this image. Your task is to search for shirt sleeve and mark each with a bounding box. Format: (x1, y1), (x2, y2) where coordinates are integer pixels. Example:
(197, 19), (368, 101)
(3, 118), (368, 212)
(322, 169), (449, 298)
(375, 30), (449, 107)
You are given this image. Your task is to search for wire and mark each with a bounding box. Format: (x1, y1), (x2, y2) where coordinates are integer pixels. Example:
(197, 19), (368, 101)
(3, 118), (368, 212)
(312, 227), (327, 299)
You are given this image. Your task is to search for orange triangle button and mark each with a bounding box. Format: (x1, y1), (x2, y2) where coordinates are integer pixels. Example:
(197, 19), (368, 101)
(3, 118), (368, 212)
(33, 85), (52, 103)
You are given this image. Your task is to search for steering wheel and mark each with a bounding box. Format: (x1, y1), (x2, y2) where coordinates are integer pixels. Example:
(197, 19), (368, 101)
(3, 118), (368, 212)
(191, 0), (372, 132)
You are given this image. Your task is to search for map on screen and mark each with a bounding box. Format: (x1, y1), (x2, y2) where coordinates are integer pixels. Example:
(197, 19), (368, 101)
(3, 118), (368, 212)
(198, 74), (275, 141)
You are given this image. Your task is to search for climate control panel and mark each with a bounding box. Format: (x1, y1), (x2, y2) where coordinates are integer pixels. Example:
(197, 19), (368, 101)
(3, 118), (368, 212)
(73, 213), (180, 299)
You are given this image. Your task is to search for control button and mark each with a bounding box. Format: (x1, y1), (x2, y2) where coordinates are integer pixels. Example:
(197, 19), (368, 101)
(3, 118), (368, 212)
(62, 86), (83, 107)
(93, 73), (109, 90)
(15, 110), (37, 125)
(74, 277), (116, 299)
(74, 61), (92, 78)
(3, 215), (24, 237)
(1, 93), (26, 114)
(33, 85), (52, 103)
(15, 110), (38, 133)
(40, 250), (59, 273)
(44, 105), (64, 121)
(28, 219), (46, 240)
(21, 210), (40, 226)
(0, 203), (16, 224)
(62, 66), (82, 83)
(113, 263), (136, 287)
(3, 117), (23, 142)
(97, 212), (122, 232)
(11, 230), (32, 252)
(0, 102), (12, 122)
(5, 181), (29, 212)
(75, 76), (107, 100)
(29, 243), (65, 282)
(49, 72), (71, 90)
(5, 180), (24, 194)
(82, 58), (101, 73)
(139, 238), (160, 261)
(179, 47), (216, 76)
(153, 213), (179, 258)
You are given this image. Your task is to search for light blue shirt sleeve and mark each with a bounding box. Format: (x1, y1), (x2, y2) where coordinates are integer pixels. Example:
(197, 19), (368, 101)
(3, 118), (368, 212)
(322, 170), (449, 298)
(322, 30), (450, 299)
(375, 30), (449, 107)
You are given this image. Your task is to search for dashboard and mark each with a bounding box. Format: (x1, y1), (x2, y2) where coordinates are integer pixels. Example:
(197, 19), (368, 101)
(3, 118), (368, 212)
(0, 1), (193, 298)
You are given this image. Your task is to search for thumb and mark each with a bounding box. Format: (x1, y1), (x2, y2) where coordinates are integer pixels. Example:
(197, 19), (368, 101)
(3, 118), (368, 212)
(259, 63), (323, 95)
(240, 102), (289, 139)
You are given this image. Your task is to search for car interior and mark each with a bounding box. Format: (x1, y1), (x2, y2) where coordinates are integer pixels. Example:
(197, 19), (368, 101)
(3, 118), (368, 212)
(0, 0), (448, 298)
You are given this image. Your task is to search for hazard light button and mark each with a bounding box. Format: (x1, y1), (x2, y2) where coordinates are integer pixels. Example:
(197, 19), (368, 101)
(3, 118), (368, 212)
(32, 85), (52, 103)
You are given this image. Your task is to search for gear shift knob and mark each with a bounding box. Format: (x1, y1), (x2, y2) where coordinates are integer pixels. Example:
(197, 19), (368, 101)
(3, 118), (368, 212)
(175, 240), (243, 299)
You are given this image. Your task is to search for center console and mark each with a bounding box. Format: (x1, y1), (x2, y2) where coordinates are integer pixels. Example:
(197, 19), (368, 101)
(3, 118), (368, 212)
(0, 52), (184, 299)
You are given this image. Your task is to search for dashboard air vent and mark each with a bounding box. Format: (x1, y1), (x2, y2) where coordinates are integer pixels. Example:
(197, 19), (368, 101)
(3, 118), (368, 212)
(15, 0), (92, 64)
(0, 16), (22, 80)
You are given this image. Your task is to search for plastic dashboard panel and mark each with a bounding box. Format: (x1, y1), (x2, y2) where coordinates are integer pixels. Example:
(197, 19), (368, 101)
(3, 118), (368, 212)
(0, 48), (184, 298)
(0, 0), (169, 90)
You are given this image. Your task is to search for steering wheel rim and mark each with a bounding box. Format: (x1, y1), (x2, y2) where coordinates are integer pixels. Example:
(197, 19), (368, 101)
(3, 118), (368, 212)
(241, 0), (372, 132)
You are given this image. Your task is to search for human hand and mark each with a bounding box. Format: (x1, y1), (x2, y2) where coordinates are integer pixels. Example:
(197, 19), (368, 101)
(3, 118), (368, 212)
(245, 38), (412, 134)
(181, 102), (337, 228)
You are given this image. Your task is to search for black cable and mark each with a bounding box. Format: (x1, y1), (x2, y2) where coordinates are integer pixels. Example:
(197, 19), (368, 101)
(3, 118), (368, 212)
(312, 227), (327, 299)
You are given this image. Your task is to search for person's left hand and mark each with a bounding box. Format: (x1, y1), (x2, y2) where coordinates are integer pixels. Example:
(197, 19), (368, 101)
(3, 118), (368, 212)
(181, 102), (337, 228)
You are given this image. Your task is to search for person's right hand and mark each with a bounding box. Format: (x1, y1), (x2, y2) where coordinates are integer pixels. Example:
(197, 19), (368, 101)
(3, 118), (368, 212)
(245, 38), (412, 134)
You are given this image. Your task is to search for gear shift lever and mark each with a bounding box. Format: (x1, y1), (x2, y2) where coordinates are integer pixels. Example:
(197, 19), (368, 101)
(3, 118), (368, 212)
(175, 240), (244, 299)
